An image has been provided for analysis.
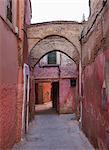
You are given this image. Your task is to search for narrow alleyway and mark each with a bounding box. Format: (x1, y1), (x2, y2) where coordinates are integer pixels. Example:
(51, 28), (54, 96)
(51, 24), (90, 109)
(13, 103), (94, 150)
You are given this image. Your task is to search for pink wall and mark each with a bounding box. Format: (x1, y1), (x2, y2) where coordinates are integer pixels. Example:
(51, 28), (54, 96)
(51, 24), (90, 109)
(34, 61), (78, 114)
(0, 19), (18, 149)
(82, 53), (109, 149)
(34, 65), (78, 79)
(59, 79), (76, 113)
(0, 0), (32, 149)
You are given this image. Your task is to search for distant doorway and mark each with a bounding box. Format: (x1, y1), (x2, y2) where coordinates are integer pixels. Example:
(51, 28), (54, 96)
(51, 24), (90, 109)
(51, 81), (59, 112)
(35, 81), (52, 105)
(35, 81), (59, 114)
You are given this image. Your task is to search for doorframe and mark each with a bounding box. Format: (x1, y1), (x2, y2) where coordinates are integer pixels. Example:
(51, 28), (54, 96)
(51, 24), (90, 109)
(22, 63), (30, 137)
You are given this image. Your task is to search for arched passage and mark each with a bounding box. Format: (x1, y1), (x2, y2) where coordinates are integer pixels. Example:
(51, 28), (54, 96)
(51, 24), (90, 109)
(29, 35), (80, 68)
(33, 50), (78, 114)
(28, 34), (80, 117)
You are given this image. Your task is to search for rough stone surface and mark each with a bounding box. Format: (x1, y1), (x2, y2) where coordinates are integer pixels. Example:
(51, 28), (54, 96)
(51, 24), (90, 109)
(27, 22), (83, 67)
(12, 114), (94, 150)
(90, 0), (104, 16)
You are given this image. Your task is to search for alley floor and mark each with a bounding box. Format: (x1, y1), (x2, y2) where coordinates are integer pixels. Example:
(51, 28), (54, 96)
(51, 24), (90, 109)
(13, 103), (94, 150)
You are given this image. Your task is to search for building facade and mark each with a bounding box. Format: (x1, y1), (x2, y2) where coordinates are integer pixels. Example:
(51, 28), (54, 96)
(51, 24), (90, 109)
(0, 0), (32, 149)
(81, 0), (109, 149)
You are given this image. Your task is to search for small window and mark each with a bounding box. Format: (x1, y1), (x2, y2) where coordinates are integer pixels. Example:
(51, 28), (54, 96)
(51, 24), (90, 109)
(70, 79), (76, 87)
(7, 0), (12, 23)
(48, 52), (57, 64)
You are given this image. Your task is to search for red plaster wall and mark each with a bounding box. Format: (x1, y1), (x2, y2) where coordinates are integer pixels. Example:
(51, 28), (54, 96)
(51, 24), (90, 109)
(35, 82), (51, 104)
(0, 0), (32, 149)
(36, 83), (43, 104)
(59, 79), (76, 114)
(43, 82), (51, 103)
(0, 19), (18, 149)
(16, 67), (23, 142)
(81, 1), (109, 148)
(82, 53), (109, 149)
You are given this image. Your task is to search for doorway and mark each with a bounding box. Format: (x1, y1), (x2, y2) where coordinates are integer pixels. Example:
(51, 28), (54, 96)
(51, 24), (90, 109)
(51, 81), (59, 112)
(35, 81), (59, 114)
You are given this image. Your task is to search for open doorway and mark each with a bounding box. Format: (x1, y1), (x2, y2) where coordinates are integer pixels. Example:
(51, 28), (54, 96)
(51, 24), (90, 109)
(35, 81), (59, 114)
(51, 81), (59, 112)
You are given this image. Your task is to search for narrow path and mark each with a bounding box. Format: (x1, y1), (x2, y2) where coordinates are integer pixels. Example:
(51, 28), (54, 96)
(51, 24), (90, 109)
(13, 113), (94, 150)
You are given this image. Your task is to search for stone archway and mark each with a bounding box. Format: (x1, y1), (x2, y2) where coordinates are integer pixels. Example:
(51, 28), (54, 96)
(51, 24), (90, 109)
(27, 21), (83, 67)
(29, 35), (79, 67)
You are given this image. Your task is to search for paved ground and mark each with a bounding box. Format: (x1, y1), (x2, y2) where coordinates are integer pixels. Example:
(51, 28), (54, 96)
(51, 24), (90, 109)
(13, 109), (94, 150)
(35, 102), (55, 115)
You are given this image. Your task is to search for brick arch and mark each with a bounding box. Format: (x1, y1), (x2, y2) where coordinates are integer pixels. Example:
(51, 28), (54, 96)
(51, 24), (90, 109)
(27, 21), (83, 53)
(30, 34), (79, 54)
(29, 35), (79, 67)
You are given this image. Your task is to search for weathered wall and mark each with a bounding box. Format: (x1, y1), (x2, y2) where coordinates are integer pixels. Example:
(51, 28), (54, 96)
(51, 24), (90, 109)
(16, 0), (32, 143)
(35, 82), (51, 104)
(0, 0), (32, 149)
(59, 79), (76, 114)
(89, 0), (100, 16)
(25, 0), (32, 26)
(34, 53), (77, 114)
(43, 82), (51, 103)
(34, 64), (77, 80)
(81, 0), (109, 149)
(27, 21), (83, 52)
(27, 21), (83, 67)
(0, 13), (18, 150)
(34, 53), (77, 80)
(16, 0), (32, 144)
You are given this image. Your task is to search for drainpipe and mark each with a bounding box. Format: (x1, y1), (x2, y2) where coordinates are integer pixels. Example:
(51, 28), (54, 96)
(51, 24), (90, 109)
(79, 37), (83, 128)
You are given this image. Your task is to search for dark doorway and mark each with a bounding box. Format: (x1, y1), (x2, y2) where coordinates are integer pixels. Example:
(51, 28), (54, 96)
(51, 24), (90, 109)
(35, 83), (38, 104)
(24, 75), (28, 133)
(51, 82), (59, 112)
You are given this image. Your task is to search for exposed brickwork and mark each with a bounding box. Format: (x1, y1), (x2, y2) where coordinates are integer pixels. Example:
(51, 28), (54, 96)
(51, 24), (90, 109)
(27, 22), (83, 67)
